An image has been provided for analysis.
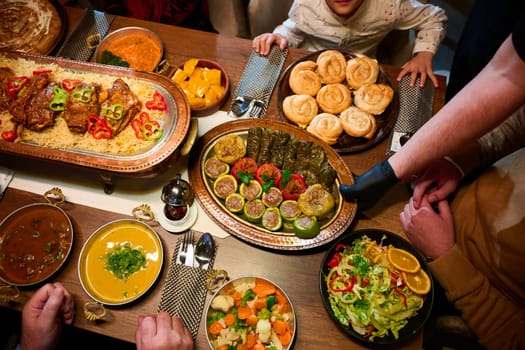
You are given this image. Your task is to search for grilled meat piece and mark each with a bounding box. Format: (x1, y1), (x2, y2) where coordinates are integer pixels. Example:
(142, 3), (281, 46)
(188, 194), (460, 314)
(63, 82), (100, 133)
(9, 74), (49, 126)
(0, 67), (15, 111)
(100, 78), (141, 135)
(25, 81), (58, 131)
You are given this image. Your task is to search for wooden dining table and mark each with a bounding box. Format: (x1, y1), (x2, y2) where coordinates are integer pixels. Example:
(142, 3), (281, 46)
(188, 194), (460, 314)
(0, 5), (446, 349)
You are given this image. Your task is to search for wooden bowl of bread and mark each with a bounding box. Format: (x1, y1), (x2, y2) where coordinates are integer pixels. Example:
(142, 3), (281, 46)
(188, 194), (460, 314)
(277, 49), (398, 153)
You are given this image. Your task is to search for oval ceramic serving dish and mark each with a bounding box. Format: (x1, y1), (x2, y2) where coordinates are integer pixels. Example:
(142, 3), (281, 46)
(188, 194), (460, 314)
(0, 51), (191, 177)
(0, 203), (73, 286)
(319, 229), (434, 345)
(205, 276), (296, 350)
(277, 49), (399, 153)
(188, 119), (357, 250)
(78, 219), (163, 306)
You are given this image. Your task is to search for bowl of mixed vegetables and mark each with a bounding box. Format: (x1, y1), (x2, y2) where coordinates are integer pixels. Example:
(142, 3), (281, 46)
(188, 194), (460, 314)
(205, 276), (296, 350)
(319, 229), (434, 344)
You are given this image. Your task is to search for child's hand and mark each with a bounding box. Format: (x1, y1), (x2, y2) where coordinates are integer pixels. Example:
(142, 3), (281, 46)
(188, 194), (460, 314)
(396, 51), (439, 88)
(252, 33), (288, 56)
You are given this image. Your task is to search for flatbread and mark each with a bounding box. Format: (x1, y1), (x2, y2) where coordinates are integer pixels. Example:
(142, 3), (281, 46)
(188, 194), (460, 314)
(0, 0), (63, 55)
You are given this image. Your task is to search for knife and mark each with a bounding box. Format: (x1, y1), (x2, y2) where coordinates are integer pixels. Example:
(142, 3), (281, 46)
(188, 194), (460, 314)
(184, 241), (194, 267)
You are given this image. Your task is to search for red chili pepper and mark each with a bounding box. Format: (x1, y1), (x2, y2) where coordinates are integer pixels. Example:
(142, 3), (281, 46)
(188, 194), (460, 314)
(363, 325), (376, 338)
(279, 172), (307, 200)
(394, 287), (408, 308)
(145, 91), (167, 111)
(131, 111), (163, 140)
(62, 79), (82, 92)
(32, 69), (52, 76)
(7, 76), (29, 99)
(326, 252), (342, 268)
(329, 273), (356, 293)
(86, 115), (113, 139)
(1, 131), (17, 142)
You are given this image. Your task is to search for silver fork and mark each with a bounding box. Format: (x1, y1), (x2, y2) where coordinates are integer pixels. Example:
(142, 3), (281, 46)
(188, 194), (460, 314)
(249, 99), (265, 118)
(179, 230), (194, 266)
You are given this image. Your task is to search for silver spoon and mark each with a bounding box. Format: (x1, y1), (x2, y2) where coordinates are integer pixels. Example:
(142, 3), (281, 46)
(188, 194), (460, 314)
(195, 232), (215, 268)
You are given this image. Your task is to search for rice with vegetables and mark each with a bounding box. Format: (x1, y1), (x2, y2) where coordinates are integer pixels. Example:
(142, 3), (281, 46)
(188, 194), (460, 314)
(0, 56), (166, 154)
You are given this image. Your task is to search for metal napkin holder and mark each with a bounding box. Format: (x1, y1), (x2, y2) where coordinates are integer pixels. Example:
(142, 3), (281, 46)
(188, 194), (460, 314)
(387, 76), (435, 154)
(228, 46), (287, 118)
(55, 9), (115, 62)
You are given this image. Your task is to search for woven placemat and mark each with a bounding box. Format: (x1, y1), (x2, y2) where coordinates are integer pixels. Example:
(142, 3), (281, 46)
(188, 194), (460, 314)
(228, 46), (287, 118)
(388, 76), (434, 154)
(157, 236), (217, 339)
(55, 9), (115, 61)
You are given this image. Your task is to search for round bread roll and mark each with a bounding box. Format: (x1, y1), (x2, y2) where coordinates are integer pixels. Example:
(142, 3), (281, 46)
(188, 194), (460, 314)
(340, 106), (377, 139)
(316, 83), (352, 114)
(289, 61), (322, 96)
(306, 113), (343, 145)
(282, 94), (319, 128)
(353, 83), (394, 115)
(346, 56), (379, 89)
(316, 50), (347, 84)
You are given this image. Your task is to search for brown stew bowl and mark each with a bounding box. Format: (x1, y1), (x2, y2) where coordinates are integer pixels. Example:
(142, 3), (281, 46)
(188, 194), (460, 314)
(276, 49), (399, 154)
(0, 203), (73, 286)
(171, 59), (230, 117)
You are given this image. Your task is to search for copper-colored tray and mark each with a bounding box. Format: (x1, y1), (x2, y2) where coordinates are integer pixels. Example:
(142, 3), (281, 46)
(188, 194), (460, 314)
(0, 51), (191, 177)
(188, 119), (357, 251)
(276, 49), (399, 154)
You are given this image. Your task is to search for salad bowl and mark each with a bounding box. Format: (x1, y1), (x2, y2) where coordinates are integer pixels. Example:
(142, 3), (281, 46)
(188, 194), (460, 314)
(319, 228), (434, 345)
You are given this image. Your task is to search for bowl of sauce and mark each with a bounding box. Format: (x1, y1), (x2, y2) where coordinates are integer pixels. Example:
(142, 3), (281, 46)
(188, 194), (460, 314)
(0, 203), (73, 286)
(94, 26), (164, 72)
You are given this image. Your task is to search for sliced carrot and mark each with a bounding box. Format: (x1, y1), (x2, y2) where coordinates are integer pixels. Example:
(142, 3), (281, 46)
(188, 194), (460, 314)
(253, 343), (265, 350)
(208, 321), (224, 335)
(279, 330), (292, 346)
(272, 319), (289, 335)
(246, 314), (258, 327)
(218, 345), (228, 350)
(252, 280), (276, 298)
(275, 290), (290, 313)
(245, 332), (257, 348)
(236, 345), (247, 350)
(232, 291), (243, 306)
(237, 305), (253, 320)
(224, 313), (236, 326)
(254, 296), (267, 310)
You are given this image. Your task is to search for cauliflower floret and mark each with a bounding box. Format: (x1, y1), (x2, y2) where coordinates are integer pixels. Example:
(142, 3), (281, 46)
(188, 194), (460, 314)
(211, 295), (234, 313)
(256, 319), (272, 343)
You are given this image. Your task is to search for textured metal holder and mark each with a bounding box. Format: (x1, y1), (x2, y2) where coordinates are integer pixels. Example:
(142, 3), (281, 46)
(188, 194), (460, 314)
(388, 76), (434, 154)
(228, 46), (287, 118)
(55, 9), (115, 61)
(157, 235), (218, 339)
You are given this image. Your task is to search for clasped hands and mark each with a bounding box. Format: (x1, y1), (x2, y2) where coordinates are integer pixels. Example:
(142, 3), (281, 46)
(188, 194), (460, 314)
(339, 158), (462, 260)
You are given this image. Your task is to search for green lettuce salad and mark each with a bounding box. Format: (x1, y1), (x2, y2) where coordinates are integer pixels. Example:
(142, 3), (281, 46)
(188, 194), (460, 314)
(324, 235), (426, 341)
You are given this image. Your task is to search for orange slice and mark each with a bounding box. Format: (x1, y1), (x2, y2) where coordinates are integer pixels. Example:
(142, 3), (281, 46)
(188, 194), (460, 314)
(402, 269), (431, 295)
(387, 247), (420, 273)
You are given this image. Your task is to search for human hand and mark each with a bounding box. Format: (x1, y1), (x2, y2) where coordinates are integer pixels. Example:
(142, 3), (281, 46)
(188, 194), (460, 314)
(136, 312), (194, 350)
(396, 51), (438, 88)
(411, 158), (461, 209)
(400, 196), (455, 260)
(339, 159), (399, 210)
(20, 282), (75, 350)
(252, 33), (288, 56)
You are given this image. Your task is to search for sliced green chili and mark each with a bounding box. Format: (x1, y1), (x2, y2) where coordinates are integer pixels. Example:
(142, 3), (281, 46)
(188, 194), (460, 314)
(102, 103), (124, 120)
(71, 88), (93, 103)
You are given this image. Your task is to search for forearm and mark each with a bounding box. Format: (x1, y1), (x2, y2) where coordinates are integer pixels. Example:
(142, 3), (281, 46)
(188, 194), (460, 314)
(389, 36), (525, 180)
(431, 246), (525, 350)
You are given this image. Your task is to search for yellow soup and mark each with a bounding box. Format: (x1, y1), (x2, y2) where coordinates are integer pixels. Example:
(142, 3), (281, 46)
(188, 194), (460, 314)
(79, 220), (163, 305)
